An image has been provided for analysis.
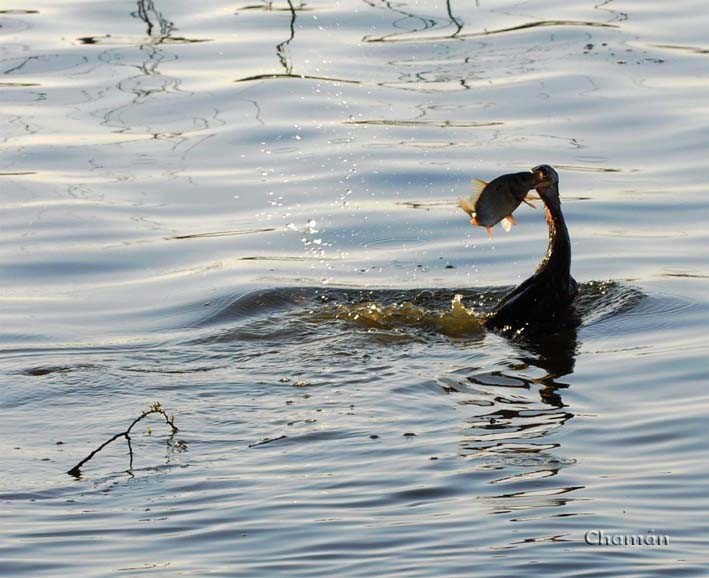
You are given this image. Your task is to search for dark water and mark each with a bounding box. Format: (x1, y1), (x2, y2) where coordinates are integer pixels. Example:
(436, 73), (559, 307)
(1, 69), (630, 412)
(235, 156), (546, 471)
(2, 1), (709, 576)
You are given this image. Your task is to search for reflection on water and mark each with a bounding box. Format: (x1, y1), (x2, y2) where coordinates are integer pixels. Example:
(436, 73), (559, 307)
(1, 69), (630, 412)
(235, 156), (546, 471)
(449, 325), (579, 516)
(365, 17), (619, 44)
(135, 0), (173, 40)
(235, 1), (361, 84)
(78, 0), (209, 45)
(101, 1), (190, 135)
(275, 0), (296, 75)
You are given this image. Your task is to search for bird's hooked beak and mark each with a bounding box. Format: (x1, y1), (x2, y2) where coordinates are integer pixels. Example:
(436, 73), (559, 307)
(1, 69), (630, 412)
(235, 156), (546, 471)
(532, 167), (552, 193)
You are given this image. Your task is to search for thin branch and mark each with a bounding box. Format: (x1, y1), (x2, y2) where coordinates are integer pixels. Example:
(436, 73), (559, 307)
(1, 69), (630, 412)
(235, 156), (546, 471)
(249, 435), (287, 447)
(67, 402), (179, 477)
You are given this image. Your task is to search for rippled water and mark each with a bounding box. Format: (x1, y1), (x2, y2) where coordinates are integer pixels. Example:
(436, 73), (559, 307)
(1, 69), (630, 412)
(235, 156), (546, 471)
(2, 1), (709, 576)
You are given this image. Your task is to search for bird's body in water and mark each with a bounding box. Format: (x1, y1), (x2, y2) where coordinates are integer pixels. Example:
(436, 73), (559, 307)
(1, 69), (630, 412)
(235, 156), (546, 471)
(485, 165), (578, 334)
(326, 165), (576, 339)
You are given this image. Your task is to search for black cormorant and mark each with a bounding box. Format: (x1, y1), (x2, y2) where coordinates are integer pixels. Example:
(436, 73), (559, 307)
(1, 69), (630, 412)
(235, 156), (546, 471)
(485, 165), (578, 334)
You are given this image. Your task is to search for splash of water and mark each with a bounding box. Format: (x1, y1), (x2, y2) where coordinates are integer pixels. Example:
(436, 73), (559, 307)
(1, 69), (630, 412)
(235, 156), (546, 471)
(326, 293), (484, 338)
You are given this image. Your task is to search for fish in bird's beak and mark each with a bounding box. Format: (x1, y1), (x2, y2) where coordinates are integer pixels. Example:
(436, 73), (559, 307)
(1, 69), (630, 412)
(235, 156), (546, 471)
(457, 170), (542, 239)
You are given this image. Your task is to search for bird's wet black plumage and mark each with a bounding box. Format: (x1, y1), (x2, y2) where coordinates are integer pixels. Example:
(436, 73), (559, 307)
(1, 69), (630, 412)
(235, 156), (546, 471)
(485, 165), (579, 335)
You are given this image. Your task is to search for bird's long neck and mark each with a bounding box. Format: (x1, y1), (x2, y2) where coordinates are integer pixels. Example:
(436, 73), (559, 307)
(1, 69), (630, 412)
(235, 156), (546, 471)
(537, 187), (572, 281)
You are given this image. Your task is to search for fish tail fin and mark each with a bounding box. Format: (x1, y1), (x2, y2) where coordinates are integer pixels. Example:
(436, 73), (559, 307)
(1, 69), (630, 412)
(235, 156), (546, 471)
(457, 197), (476, 216)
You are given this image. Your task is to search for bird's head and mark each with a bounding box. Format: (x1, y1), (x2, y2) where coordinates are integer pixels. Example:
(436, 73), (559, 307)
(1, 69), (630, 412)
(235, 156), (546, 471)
(531, 164), (559, 200)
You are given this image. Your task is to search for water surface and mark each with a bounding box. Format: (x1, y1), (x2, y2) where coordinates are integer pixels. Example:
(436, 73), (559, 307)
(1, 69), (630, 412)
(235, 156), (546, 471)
(1, 1), (709, 576)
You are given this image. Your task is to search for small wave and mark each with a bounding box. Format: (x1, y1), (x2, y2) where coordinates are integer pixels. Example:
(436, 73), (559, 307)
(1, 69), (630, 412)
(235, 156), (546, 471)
(363, 19), (619, 44)
(193, 282), (644, 345)
(575, 280), (645, 326)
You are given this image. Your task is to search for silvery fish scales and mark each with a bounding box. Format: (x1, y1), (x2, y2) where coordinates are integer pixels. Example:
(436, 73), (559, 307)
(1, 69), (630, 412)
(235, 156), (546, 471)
(457, 171), (540, 236)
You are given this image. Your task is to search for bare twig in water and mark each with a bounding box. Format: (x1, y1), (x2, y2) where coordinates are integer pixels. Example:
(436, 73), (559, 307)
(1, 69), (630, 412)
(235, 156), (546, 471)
(249, 435), (287, 448)
(67, 402), (180, 477)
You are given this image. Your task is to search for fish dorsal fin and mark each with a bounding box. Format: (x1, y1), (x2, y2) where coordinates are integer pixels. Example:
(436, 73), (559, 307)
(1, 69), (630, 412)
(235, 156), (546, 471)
(471, 178), (488, 198)
(501, 215), (515, 232)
